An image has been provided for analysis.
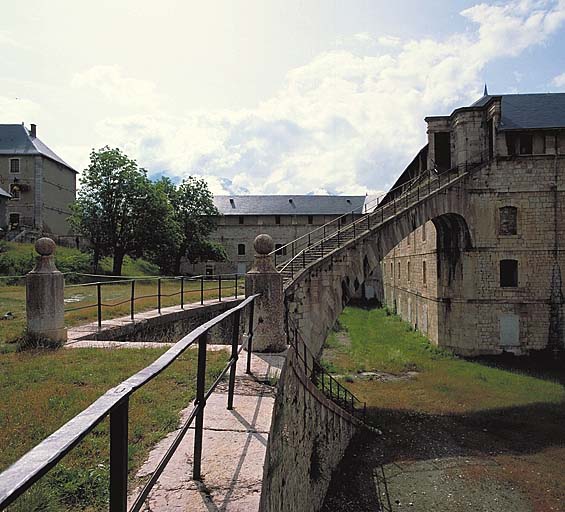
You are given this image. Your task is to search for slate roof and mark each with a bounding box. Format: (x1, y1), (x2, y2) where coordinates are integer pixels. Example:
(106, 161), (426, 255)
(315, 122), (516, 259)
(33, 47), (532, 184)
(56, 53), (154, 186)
(0, 186), (10, 199)
(213, 195), (366, 215)
(469, 93), (565, 130)
(0, 124), (76, 172)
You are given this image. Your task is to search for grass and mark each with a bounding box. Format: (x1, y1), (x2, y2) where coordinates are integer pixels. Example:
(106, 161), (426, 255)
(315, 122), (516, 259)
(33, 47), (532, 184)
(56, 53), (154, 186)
(0, 278), (244, 346)
(0, 346), (229, 511)
(323, 306), (564, 414)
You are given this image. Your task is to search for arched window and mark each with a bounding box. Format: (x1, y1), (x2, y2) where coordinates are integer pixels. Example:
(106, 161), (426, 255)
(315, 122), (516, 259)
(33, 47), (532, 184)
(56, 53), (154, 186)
(500, 259), (518, 287)
(499, 206), (517, 235)
(237, 243), (245, 256)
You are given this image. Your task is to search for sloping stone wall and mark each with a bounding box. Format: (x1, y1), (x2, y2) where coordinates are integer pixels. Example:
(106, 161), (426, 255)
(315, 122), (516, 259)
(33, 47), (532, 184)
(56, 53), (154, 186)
(259, 349), (363, 512)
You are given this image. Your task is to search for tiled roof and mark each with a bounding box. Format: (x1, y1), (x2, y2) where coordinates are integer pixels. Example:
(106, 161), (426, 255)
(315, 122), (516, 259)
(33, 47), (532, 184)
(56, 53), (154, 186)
(469, 93), (565, 130)
(0, 124), (76, 172)
(213, 195), (366, 215)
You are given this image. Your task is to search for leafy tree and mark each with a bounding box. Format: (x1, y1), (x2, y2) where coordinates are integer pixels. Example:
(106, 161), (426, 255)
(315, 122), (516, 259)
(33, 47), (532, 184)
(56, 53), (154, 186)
(71, 147), (178, 275)
(154, 176), (225, 274)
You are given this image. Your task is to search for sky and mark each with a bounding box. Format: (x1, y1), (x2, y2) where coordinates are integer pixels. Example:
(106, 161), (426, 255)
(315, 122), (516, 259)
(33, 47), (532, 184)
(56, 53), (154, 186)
(2, 0), (565, 196)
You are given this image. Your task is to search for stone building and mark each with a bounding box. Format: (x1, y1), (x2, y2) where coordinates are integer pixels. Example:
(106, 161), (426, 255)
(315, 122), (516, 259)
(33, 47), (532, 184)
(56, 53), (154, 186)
(378, 92), (565, 355)
(0, 123), (77, 236)
(186, 195), (365, 275)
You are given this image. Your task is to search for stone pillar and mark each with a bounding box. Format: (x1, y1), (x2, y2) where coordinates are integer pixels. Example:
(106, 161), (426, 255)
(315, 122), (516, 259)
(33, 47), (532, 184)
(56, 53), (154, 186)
(26, 237), (66, 342)
(245, 234), (286, 352)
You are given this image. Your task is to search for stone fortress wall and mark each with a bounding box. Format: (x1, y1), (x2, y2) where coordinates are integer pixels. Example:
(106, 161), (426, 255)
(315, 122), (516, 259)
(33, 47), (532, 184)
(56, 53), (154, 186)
(378, 94), (565, 355)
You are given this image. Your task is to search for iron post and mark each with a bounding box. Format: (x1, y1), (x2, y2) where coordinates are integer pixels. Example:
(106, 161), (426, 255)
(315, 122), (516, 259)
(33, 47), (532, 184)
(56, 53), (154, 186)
(193, 332), (208, 481)
(97, 283), (102, 330)
(109, 398), (129, 512)
(130, 280), (135, 321)
(227, 309), (241, 410)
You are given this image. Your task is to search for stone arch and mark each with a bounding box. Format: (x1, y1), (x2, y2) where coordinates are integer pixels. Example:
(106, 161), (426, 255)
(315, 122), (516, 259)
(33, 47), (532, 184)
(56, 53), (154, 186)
(284, 186), (475, 355)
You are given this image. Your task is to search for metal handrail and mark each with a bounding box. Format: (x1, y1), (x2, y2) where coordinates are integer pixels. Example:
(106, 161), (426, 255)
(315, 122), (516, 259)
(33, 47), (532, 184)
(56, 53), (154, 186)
(287, 316), (366, 419)
(267, 157), (450, 263)
(64, 273), (247, 328)
(277, 152), (490, 277)
(0, 294), (259, 512)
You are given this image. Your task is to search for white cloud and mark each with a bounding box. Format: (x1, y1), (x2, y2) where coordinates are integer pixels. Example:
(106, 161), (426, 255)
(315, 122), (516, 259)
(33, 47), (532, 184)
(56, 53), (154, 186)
(0, 95), (41, 123)
(552, 71), (565, 87)
(87, 0), (565, 195)
(72, 65), (162, 109)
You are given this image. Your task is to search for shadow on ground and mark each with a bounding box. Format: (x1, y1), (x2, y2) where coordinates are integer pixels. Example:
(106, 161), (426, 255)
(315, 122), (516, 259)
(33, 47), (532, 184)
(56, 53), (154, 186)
(322, 361), (565, 512)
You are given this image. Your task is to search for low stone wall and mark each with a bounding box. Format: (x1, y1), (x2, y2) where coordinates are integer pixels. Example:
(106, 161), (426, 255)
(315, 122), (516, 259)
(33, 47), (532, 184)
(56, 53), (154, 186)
(76, 298), (245, 344)
(259, 349), (362, 512)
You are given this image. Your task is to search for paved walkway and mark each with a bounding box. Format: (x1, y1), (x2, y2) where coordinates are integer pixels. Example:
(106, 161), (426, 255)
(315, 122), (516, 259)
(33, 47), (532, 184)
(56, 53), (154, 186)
(127, 349), (285, 512)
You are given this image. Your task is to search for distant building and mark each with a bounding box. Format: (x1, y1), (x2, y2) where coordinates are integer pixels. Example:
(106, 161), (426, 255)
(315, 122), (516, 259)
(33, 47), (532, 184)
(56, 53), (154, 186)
(0, 123), (77, 236)
(186, 195), (366, 275)
(0, 186), (11, 235)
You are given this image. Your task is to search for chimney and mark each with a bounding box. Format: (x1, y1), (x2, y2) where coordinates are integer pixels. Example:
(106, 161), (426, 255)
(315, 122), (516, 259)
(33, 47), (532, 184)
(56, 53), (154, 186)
(30, 124), (37, 138)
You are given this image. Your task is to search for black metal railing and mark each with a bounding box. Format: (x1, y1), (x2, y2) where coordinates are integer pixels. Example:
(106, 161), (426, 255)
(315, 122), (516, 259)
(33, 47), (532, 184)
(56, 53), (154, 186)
(64, 273), (246, 330)
(275, 152), (490, 280)
(287, 316), (366, 419)
(0, 294), (259, 512)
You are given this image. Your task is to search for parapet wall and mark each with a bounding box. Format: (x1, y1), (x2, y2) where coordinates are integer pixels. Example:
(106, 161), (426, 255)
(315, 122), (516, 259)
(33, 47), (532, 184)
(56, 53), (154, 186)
(259, 349), (362, 512)
(69, 298), (244, 344)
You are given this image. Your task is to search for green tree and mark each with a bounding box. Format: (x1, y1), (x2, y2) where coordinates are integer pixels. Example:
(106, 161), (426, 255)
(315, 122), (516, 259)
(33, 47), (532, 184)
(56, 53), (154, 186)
(154, 176), (225, 274)
(71, 147), (178, 275)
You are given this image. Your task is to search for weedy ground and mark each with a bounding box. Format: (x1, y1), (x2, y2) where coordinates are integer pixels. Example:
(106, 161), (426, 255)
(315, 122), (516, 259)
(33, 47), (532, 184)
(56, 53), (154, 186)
(321, 306), (565, 512)
(0, 347), (229, 511)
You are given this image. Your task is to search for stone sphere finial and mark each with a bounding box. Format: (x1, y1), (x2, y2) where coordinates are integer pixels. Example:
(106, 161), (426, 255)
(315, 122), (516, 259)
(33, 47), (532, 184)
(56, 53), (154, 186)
(35, 237), (56, 257)
(254, 234), (274, 255)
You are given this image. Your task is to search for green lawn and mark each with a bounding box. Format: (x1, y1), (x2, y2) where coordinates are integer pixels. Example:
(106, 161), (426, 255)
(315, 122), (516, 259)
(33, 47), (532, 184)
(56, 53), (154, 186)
(323, 307), (564, 414)
(0, 347), (229, 511)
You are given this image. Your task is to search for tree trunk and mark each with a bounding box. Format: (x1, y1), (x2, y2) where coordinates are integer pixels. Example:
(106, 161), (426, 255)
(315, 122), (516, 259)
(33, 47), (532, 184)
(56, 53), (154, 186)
(173, 251), (183, 275)
(93, 246), (100, 274)
(113, 249), (125, 276)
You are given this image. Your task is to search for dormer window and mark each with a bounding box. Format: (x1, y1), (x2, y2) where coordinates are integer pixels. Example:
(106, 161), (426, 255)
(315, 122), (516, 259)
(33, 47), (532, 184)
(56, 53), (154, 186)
(9, 158), (20, 173)
(229, 198), (235, 208)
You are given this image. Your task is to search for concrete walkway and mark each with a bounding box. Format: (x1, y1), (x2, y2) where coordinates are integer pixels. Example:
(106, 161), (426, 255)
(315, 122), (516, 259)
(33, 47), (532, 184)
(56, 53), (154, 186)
(128, 348), (285, 512)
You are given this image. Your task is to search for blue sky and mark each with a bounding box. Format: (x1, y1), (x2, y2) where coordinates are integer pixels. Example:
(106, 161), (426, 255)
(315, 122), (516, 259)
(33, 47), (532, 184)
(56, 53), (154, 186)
(2, 0), (565, 195)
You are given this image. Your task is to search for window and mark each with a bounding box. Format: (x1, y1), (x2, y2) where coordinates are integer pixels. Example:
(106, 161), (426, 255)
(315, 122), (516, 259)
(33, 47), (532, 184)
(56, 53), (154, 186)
(500, 259), (518, 287)
(519, 133), (533, 155)
(8, 213), (20, 228)
(9, 184), (20, 200)
(397, 261), (401, 279)
(434, 132), (451, 170)
(275, 243), (287, 256)
(422, 223), (426, 242)
(308, 215), (314, 225)
(390, 261), (393, 278)
(237, 243), (246, 256)
(238, 216), (244, 225)
(422, 261), (427, 285)
(275, 215), (281, 225)
(407, 261), (411, 282)
(9, 158), (20, 173)
(499, 206), (517, 236)
(205, 265), (214, 276)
